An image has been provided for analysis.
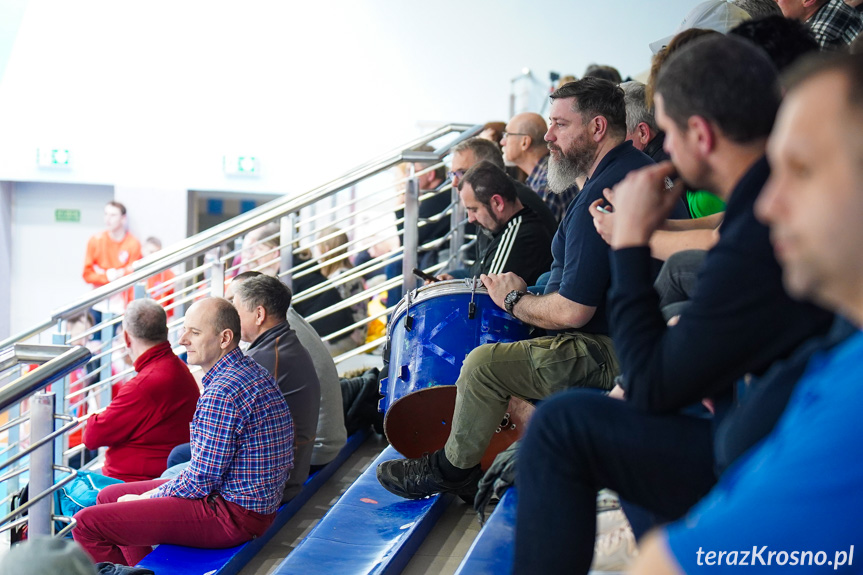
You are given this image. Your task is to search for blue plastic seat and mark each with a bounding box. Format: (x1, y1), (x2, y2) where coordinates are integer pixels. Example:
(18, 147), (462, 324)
(136, 428), (370, 575)
(272, 445), (453, 575)
(454, 488), (517, 574)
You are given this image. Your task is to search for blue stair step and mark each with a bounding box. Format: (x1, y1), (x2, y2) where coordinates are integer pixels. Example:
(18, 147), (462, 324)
(272, 445), (453, 575)
(455, 488), (517, 575)
(136, 428), (370, 575)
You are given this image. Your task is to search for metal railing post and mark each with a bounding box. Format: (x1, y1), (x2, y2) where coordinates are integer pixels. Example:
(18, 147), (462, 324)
(280, 214), (296, 290)
(210, 258), (225, 298)
(450, 183), (465, 270)
(29, 391), (56, 537)
(402, 168), (419, 296)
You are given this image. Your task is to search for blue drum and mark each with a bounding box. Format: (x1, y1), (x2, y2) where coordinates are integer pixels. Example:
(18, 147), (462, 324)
(378, 279), (530, 412)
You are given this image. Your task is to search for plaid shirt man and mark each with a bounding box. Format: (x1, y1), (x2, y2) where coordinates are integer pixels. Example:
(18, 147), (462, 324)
(156, 347), (293, 514)
(808, 0), (863, 50)
(525, 154), (578, 223)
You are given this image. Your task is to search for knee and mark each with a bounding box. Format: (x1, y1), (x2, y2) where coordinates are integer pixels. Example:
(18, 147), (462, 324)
(526, 389), (609, 448)
(97, 483), (127, 504)
(455, 344), (496, 392)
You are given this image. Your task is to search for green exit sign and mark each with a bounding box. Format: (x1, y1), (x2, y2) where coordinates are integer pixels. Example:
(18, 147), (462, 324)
(55, 209), (81, 223)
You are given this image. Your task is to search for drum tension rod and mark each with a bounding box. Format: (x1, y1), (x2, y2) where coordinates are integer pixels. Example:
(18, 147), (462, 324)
(404, 289), (414, 331)
(468, 277), (478, 320)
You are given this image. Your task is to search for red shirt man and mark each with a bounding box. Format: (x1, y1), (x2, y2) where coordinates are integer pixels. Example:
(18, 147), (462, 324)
(83, 299), (199, 482)
(82, 201), (142, 288)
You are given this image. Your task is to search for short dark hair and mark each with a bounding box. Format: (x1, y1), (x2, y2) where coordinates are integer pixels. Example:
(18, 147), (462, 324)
(124, 299), (168, 343)
(549, 77), (627, 139)
(233, 274), (292, 320)
(730, 15), (819, 72)
(210, 297), (242, 344)
(458, 161), (517, 205)
(106, 201), (126, 215)
(451, 138), (505, 170)
(656, 35), (780, 144)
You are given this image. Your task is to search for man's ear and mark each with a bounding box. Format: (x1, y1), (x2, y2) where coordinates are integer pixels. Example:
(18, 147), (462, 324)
(255, 305), (267, 326)
(687, 115), (716, 157)
(591, 116), (608, 142)
(636, 122), (653, 147)
(219, 329), (234, 349)
(123, 329), (132, 349)
(489, 194), (505, 214)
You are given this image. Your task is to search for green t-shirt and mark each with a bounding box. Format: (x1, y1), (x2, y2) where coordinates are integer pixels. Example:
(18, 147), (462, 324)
(686, 189), (725, 219)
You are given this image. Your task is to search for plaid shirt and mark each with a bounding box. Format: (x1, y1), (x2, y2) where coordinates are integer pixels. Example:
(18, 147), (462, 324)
(525, 155), (578, 224)
(156, 347), (294, 514)
(808, 0), (863, 50)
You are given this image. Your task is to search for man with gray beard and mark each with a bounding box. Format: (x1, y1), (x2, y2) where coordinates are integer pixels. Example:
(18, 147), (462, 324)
(376, 78), (656, 501)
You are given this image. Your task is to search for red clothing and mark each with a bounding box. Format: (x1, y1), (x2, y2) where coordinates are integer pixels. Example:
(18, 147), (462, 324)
(147, 269), (176, 319)
(82, 231), (142, 287)
(83, 341), (199, 482)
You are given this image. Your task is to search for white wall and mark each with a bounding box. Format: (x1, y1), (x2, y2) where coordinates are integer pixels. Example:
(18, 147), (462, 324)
(9, 182), (114, 336)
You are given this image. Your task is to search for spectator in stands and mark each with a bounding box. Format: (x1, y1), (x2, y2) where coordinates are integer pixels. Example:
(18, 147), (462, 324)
(730, 14), (820, 71)
(73, 298), (293, 566)
(620, 81), (667, 163)
(230, 274), (320, 500)
(583, 64), (623, 84)
(82, 201), (142, 290)
(82, 299), (198, 482)
(243, 223), (354, 341)
(394, 144), (449, 266)
(502, 112), (576, 223)
(775, 0), (862, 49)
(649, 0), (750, 54)
(515, 36), (833, 574)
(317, 227), (368, 356)
(449, 138), (558, 238)
(478, 121), (507, 146)
(226, 271), (347, 472)
(438, 162), (553, 286)
(376, 78), (651, 501)
(632, 49), (863, 575)
(142, 236), (176, 318)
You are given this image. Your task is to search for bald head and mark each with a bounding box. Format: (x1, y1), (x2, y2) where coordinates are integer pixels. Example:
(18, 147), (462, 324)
(503, 113), (550, 168)
(180, 297), (241, 373)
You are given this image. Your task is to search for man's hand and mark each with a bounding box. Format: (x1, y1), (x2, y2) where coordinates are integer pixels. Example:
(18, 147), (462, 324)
(433, 273), (454, 283)
(481, 272), (528, 310)
(105, 268), (123, 282)
(609, 161), (684, 250)
(589, 188), (617, 246)
(607, 384), (626, 400)
(118, 487), (160, 503)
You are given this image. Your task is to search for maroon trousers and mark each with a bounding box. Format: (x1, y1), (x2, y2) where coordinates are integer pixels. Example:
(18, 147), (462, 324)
(72, 479), (275, 566)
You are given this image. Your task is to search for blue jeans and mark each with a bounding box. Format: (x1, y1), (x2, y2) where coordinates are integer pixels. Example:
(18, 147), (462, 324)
(514, 390), (715, 574)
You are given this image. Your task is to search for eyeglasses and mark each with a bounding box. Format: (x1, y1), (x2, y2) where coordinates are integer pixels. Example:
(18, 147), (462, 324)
(447, 169), (466, 180)
(502, 131), (529, 139)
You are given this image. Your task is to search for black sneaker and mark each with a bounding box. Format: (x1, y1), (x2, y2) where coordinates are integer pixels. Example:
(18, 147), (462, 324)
(376, 453), (483, 500)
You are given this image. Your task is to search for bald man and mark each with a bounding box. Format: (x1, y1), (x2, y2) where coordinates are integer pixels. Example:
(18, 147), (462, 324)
(502, 112), (577, 222)
(73, 298), (294, 566)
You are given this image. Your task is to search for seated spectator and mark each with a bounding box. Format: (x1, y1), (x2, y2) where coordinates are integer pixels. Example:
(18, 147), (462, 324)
(82, 299), (198, 482)
(776, 0), (862, 49)
(632, 50), (863, 575)
(242, 223), (354, 341)
(316, 227), (368, 356)
(478, 121), (506, 146)
(230, 274), (320, 500)
(73, 298), (293, 566)
(439, 161), (553, 286)
(514, 36), (832, 574)
(502, 112), (577, 223)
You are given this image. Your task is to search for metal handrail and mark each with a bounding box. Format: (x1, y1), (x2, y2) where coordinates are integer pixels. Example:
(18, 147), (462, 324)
(0, 345), (92, 412)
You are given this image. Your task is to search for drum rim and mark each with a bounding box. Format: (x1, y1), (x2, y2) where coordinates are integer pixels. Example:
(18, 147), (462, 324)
(387, 279), (488, 336)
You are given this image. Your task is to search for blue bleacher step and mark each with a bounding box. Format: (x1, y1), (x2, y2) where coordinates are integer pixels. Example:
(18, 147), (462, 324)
(136, 427), (370, 575)
(272, 445), (453, 575)
(455, 487), (517, 575)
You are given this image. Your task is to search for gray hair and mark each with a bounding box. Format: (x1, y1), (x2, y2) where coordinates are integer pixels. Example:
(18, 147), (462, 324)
(620, 81), (658, 135)
(731, 0), (782, 19)
(451, 138), (505, 170)
(233, 274), (292, 319)
(123, 299), (168, 343)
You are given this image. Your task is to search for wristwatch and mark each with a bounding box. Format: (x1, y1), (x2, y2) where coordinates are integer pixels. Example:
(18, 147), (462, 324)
(504, 290), (526, 315)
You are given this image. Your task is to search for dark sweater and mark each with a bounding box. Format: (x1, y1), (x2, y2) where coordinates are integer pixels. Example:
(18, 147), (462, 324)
(610, 156), (833, 413)
(247, 321), (321, 501)
(468, 206), (553, 286)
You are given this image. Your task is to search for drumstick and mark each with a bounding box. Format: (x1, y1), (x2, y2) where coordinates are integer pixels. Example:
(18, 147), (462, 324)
(412, 268), (440, 283)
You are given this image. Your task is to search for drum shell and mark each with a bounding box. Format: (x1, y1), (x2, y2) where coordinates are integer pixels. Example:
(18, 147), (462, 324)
(378, 285), (529, 412)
